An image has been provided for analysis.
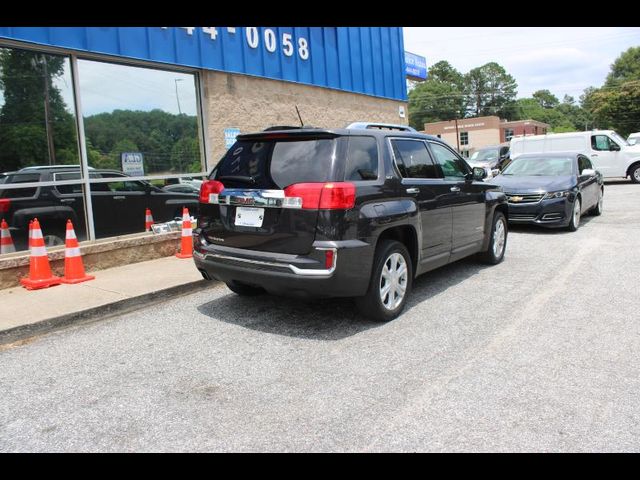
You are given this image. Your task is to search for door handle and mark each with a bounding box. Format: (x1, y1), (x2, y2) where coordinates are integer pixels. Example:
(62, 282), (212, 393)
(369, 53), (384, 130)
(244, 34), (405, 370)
(592, 154), (598, 157)
(113, 196), (126, 200)
(406, 188), (420, 194)
(450, 186), (461, 192)
(60, 198), (75, 203)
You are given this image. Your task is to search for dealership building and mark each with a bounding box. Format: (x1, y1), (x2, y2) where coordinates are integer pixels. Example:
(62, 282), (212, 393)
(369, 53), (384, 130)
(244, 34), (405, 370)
(0, 27), (416, 263)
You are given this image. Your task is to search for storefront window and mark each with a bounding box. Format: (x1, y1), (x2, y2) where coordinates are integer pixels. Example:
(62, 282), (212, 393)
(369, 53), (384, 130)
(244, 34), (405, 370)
(78, 59), (203, 176)
(0, 47), (85, 253)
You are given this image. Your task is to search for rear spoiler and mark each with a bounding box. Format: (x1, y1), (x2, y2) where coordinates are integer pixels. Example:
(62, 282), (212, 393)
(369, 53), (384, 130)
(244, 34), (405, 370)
(237, 129), (341, 141)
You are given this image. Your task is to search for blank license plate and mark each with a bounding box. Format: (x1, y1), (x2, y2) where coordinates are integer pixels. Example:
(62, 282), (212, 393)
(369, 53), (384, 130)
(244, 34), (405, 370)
(234, 207), (264, 227)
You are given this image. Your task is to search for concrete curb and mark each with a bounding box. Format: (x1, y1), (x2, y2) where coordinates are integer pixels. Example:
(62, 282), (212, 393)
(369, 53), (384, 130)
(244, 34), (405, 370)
(0, 279), (216, 346)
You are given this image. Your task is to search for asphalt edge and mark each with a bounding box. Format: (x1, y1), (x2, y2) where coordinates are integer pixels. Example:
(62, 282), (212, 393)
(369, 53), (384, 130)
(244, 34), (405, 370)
(0, 279), (216, 346)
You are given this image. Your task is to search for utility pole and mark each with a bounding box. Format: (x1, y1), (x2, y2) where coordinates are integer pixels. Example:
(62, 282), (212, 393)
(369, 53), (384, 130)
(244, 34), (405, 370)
(454, 117), (460, 153)
(40, 55), (56, 165)
(174, 79), (183, 115)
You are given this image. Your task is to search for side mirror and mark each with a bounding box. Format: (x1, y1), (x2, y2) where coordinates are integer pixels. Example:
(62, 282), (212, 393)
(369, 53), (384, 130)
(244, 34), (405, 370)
(491, 168), (500, 177)
(472, 166), (487, 181)
(610, 143), (621, 151)
(581, 168), (596, 177)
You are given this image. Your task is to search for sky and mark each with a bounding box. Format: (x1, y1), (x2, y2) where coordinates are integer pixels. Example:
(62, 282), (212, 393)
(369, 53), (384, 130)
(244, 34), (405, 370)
(402, 27), (640, 101)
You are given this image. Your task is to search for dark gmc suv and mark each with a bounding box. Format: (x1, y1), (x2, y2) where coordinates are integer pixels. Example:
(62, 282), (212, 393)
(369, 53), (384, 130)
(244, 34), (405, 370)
(194, 123), (509, 321)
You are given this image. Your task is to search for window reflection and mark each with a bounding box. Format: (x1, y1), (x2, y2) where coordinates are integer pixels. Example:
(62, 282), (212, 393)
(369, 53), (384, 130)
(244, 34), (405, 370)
(78, 60), (203, 176)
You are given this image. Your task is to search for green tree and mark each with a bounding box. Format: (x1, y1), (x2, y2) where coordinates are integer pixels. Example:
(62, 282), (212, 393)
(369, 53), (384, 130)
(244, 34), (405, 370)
(464, 62), (518, 118)
(0, 49), (78, 170)
(532, 89), (560, 109)
(605, 46), (640, 87)
(408, 61), (466, 130)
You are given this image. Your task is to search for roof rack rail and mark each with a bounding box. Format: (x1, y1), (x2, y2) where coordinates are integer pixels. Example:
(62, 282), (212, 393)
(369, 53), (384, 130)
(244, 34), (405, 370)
(346, 122), (416, 132)
(263, 125), (318, 131)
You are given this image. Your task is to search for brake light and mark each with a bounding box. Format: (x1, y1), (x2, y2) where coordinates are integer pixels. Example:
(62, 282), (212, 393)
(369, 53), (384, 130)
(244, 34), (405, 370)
(199, 180), (225, 204)
(0, 198), (10, 214)
(283, 182), (356, 210)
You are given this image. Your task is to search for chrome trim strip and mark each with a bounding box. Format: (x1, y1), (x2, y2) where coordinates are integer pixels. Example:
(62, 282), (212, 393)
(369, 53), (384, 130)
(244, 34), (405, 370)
(195, 247), (337, 276)
(208, 188), (302, 209)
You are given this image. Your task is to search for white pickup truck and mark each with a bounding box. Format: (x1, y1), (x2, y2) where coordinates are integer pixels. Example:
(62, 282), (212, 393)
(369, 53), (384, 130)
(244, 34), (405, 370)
(510, 130), (640, 183)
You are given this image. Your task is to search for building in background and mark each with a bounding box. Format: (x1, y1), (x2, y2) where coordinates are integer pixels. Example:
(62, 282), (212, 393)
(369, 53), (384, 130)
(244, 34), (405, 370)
(422, 116), (549, 157)
(0, 27), (409, 252)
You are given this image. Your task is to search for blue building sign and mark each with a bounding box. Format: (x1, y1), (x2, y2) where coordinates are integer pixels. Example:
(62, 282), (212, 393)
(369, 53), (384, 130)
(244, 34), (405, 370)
(0, 27), (408, 101)
(224, 128), (241, 149)
(405, 51), (427, 80)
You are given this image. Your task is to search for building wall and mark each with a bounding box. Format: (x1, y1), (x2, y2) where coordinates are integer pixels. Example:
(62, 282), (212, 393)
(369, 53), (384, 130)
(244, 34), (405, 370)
(203, 71), (409, 162)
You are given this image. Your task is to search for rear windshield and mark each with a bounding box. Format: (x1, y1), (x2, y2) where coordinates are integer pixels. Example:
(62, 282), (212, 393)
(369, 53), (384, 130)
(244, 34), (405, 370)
(213, 139), (336, 189)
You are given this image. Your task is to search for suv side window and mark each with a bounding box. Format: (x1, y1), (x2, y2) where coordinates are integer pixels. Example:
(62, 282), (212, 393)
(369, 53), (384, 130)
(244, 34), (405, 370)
(345, 136), (379, 181)
(390, 139), (440, 179)
(591, 135), (613, 151)
(428, 142), (468, 179)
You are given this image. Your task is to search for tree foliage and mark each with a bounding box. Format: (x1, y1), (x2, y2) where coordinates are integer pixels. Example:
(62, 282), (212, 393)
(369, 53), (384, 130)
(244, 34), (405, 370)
(464, 62), (518, 118)
(0, 47), (202, 174)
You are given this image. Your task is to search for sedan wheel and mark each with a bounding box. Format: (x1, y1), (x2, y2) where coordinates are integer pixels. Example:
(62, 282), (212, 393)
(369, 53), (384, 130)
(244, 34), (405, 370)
(567, 197), (581, 231)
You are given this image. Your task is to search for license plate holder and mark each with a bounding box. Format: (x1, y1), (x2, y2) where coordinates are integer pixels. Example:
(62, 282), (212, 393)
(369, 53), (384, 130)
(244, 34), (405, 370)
(234, 207), (265, 228)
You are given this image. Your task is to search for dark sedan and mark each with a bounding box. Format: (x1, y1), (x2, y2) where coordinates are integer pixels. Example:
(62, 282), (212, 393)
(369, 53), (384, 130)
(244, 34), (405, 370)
(487, 152), (604, 231)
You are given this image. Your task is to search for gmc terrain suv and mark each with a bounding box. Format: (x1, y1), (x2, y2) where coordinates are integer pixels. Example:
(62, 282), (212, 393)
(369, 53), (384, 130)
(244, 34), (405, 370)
(193, 123), (509, 321)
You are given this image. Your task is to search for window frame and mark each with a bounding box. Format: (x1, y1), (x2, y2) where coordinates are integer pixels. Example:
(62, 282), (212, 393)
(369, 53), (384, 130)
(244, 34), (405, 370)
(386, 137), (443, 181)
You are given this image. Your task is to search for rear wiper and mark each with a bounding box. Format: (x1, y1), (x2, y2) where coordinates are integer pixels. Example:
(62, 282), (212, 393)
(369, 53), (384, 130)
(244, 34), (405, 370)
(219, 175), (256, 184)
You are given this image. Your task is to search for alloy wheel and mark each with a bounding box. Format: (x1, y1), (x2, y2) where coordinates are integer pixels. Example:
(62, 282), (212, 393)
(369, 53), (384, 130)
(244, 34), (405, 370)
(493, 218), (506, 258)
(379, 252), (408, 311)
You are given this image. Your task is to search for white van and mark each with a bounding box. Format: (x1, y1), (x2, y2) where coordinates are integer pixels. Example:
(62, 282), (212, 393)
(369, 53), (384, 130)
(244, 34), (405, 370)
(628, 132), (640, 146)
(510, 130), (640, 182)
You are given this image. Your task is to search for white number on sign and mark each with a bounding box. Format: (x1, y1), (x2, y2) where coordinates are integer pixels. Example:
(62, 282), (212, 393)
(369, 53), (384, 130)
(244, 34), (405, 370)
(246, 27), (259, 49)
(282, 33), (293, 57)
(202, 27), (218, 40)
(264, 28), (277, 53)
(180, 27), (195, 36)
(298, 37), (309, 60)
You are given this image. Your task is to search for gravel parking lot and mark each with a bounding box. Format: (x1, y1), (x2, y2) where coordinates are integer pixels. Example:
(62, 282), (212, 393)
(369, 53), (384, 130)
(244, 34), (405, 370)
(1, 181), (639, 452)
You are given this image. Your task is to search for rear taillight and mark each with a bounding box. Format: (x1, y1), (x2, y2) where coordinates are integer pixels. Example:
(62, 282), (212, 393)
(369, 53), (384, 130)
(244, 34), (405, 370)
(199, 180), (225, 203)
(0, 198), (10, 214)
(283, 182), (356, 210)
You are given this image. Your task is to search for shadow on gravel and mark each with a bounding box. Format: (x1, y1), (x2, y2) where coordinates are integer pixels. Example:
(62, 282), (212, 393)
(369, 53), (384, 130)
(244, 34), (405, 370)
(509, 214), (596, 235)
(196, 256), (491, 341)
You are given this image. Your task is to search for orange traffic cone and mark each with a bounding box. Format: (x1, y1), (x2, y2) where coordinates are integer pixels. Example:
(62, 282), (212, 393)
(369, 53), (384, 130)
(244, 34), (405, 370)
(175, 207), (193, 259)
(145, 208), (154, 232)
(61, 219), (95, 284)
(1, 219), (15, 254)
(20, 218), (61, 290)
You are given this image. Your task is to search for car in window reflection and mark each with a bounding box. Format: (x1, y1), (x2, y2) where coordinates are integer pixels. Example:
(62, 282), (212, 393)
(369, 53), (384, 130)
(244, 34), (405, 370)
(162, 183), (201, 194)
(467, 143), (511, 178)
(0, 167), (199, 251)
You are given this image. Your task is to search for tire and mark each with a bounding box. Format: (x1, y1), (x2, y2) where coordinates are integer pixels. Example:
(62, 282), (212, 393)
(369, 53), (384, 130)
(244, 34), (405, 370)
(478, 211), (507, 265)
(630, 164), (640, 184)
(355, 240), (413, 322)
(43, 232), (65, 248)
(567, 196), (582, 232)
(226, 280), (265, 296)
(589, 188), (604, 216)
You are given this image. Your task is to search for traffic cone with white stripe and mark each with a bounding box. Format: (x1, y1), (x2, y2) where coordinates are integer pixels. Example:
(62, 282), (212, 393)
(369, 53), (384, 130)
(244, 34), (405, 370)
(61, 219), (95, 284)
(19, 218), (61, 290)
(175, 207), (193, 259)
(1, 219), (16, 254)
(145, 208), (154, 232)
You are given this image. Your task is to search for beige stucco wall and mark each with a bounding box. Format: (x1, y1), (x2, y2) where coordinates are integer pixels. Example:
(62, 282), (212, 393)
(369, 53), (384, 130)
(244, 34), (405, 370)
(202, 71), (408, 163)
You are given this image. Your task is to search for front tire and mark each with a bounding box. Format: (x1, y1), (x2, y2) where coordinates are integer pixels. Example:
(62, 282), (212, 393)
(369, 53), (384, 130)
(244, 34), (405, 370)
(630, 164), (640, 184)
(567, 196), (582, 232)
(479, 211), (507, 264)
(355, 240), (412, 322)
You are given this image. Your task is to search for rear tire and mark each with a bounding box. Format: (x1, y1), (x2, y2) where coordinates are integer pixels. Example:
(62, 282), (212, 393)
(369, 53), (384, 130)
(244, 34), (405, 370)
(589, 188), (603, 216)
(479, 212), (507, 265)
(226, 280), (265, 296)
(355, 240), (413, 323)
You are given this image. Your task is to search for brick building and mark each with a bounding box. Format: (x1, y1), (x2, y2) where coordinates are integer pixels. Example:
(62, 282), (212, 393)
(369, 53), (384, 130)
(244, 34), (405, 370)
(423, 116), (550, 157)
